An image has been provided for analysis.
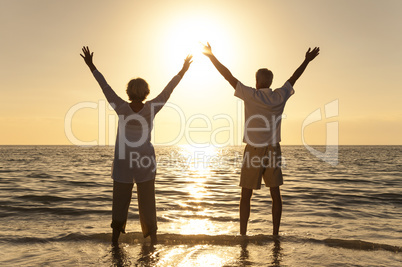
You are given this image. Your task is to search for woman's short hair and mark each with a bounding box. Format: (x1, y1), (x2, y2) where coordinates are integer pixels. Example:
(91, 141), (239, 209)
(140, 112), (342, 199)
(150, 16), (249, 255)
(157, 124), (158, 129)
(126, 78), (150, 102)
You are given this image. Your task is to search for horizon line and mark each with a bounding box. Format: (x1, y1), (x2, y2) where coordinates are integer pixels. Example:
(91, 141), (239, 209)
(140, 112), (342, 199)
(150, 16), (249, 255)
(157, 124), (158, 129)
(0, 144), (401, 147)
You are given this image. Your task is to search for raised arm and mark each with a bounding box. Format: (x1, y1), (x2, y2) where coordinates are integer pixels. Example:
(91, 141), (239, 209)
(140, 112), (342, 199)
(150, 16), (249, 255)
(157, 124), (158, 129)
(287, 47), (320, 87)
(203, 43), (238, 89)
(80, 46), (125, 109)
(80, 46), (97, 72)
(178, 55), (193, 78)
(150, 55), (193, 113)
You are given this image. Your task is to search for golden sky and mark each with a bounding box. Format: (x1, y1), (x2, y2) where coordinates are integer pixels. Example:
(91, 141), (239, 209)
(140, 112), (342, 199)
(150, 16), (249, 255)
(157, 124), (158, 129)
(1, 0), (401, 145)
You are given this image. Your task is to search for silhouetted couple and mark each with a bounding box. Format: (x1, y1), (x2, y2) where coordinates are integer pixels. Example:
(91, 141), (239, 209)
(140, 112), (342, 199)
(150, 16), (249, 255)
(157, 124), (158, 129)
(81, 44), (319, 244)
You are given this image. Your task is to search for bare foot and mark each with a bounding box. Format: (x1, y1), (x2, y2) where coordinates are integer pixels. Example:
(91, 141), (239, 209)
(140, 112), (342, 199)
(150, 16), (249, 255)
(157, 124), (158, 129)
(150, 232), (157, 245)
(112, 228), (120, 245)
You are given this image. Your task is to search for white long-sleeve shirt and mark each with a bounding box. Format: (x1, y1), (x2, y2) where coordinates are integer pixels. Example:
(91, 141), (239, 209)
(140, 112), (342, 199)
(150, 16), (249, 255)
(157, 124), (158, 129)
(93, 70), (181, 183)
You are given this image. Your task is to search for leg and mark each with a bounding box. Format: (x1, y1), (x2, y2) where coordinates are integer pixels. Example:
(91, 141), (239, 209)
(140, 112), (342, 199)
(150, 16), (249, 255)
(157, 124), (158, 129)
(270, 186), (282, 236)
(137, 179), (158, 244)
(111, 181), (134, 244)
(240, 187), (253, 235)
(112, 227), (120, 246)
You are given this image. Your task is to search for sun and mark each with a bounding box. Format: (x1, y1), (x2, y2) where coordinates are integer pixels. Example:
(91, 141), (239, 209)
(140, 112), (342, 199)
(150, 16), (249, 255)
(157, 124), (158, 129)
(163, 14), (233, 76)
(167, 19), (212, 57)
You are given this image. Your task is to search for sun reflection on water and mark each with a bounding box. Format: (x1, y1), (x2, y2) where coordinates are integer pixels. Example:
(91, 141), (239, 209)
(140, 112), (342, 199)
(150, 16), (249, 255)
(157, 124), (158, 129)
(178, 144), (219, 203)
(176, 145), (220, 235)
(157, 245), (229, 267)
(178, 219), (217, 235)
(179, 144), (218, 176)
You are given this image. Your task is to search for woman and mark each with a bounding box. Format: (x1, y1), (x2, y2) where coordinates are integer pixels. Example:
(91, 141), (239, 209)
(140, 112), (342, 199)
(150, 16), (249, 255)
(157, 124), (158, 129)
(80, 46), (192, 244)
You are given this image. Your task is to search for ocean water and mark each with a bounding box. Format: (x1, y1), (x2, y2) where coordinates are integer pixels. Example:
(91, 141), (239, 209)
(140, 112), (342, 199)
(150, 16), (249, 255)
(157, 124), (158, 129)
(0, 145), (401, 266)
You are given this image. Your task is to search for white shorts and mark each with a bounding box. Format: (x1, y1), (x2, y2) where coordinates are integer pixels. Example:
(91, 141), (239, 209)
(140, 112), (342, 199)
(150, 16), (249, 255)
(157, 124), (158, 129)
(239, 144), (283, 189)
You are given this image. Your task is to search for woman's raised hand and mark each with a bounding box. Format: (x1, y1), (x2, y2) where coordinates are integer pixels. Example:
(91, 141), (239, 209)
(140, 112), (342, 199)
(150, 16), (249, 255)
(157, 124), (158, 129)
(80, 46), (96, 72)
(182, 55), (193, 72)
(178, 55), (193, 77)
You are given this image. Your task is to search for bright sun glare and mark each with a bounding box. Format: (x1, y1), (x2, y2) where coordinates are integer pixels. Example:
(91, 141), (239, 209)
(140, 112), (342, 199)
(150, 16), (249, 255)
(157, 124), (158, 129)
(165, 15), (232, 76)
(169, 21), (209, 57)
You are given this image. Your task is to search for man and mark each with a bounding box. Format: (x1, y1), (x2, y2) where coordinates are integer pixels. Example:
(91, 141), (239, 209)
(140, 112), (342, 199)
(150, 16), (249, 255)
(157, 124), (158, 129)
(203, 43), (319, 235)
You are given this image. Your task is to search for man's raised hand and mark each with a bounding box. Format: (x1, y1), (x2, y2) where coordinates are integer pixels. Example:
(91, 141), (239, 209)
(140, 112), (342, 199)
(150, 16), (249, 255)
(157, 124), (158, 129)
(201, 42), (238, 89)
(305, 47), (320, 62)
(80, 46), (94, 66)
(202, 42), (213, 58)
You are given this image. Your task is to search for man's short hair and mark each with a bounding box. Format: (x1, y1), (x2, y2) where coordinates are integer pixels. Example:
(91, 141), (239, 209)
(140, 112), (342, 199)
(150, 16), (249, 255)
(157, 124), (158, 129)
(256, 68), (273, 88)
(126, 78), (150, 102)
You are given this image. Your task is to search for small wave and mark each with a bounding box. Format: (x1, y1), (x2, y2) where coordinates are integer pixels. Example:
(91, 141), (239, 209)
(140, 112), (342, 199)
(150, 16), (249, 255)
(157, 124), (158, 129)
(322, 178), (376, 184)
(76, 171), (96, 176)
(6, 158), (27, 162)
(27, 172), (52, 178)
(0, 169), (14, 173)
(323, 238), (402, 253)
(10, 195), (110, 204)
(0, 205), (109, 216)
(371, 192), (402, 201)
(64, 180), (102, 187)
(15, 195), (68, 203)
(3, 233), (401, 253)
